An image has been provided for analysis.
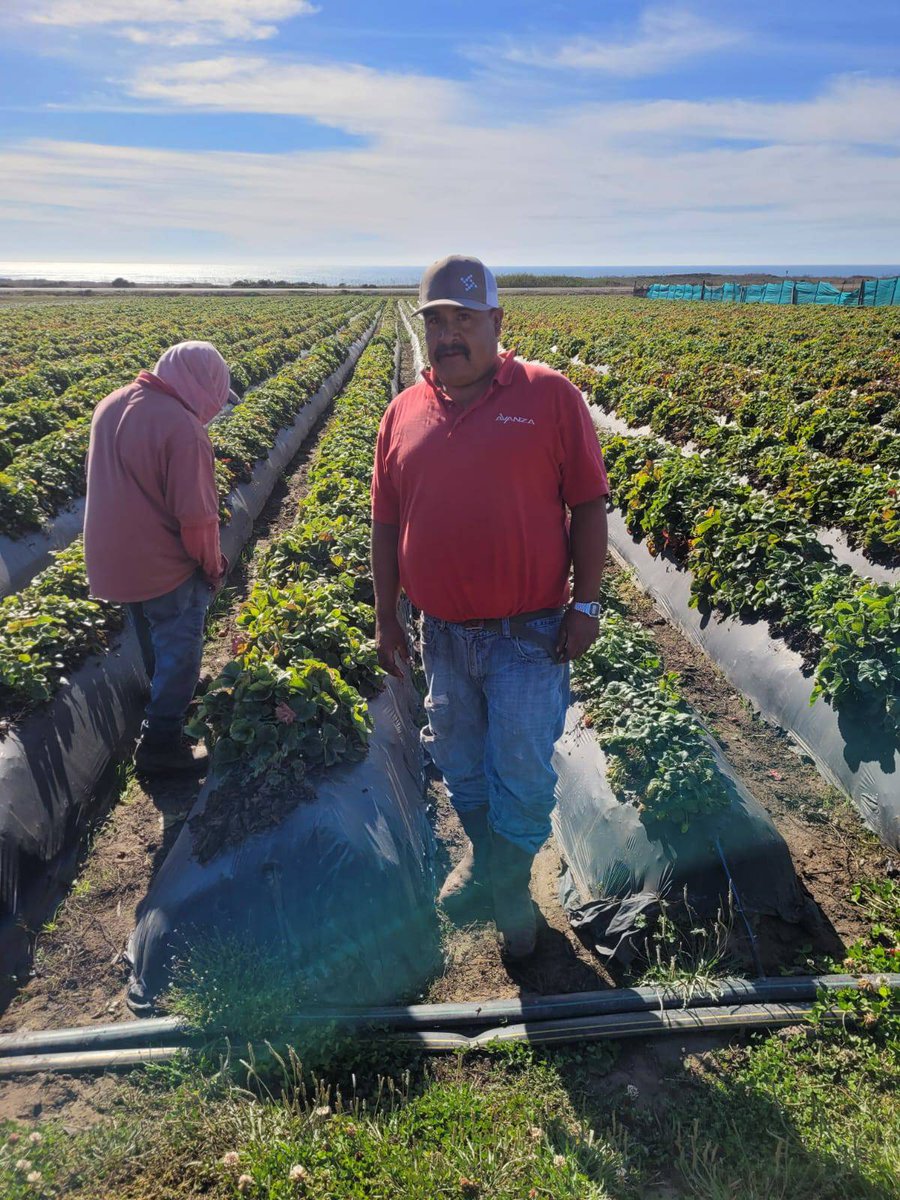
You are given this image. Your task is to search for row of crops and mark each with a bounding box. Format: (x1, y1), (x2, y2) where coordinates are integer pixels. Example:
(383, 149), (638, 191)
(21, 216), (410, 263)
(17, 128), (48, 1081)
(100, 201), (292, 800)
(503, 297), (900, 751)
(127, 302), (442, 1006)
(0, 302), (379, 718)
(0, 295), (369, 539)
(190, 308), (399, 783)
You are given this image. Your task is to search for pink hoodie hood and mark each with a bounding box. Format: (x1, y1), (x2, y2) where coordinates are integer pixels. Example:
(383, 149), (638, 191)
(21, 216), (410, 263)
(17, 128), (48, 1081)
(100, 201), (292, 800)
(153, 341), (231, 425)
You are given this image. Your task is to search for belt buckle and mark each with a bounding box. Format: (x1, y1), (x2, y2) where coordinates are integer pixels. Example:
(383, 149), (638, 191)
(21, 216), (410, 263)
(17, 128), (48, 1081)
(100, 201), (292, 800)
(462, 619), (484, 631)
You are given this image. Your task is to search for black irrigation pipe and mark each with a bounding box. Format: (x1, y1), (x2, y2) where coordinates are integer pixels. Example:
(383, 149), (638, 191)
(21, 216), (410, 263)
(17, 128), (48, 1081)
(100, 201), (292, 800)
(0, 1000), (866, 1075)
(0, 975), (896, 1075)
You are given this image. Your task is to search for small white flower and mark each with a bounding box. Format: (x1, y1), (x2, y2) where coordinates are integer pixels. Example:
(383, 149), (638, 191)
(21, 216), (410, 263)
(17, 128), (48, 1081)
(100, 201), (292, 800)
(289, 1163), (308, 1181)
(237, 1174), (253, 1193)
(527, 1125), (542, 1141)
(15, 1158), (32, 1172)
(28, 1132), (43, 1146)
(626, 1084), (639, 1100)
(221, 1151), (240, 1168)
(314, 1105), (332, 1118)
(553, 1153), (566, 1167)
(26, 1171), (43, 1185)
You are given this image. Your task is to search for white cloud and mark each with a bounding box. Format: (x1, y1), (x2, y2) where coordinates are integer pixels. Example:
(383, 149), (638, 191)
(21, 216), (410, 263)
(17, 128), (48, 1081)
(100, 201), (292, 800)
(2, 71), (898, 264)
(501, 9), (743, 76)
(582, 76), (900, 148)
(14, 0), (317, 45)
(130, 57), (471, 135)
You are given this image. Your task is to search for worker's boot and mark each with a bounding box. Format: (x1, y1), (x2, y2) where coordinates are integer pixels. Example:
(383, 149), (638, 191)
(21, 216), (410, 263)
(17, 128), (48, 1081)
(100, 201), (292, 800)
(133, 728), (208, 776)
(437, 807), (493, 923)
(491, 834), (537, 959)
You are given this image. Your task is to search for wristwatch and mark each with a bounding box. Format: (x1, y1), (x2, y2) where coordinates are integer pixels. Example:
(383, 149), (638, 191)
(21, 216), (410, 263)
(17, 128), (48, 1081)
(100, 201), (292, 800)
(572, 601), (601, 618)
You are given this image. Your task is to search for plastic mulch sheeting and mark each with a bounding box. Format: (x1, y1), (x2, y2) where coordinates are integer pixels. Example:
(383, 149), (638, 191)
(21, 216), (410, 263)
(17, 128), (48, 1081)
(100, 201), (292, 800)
(125, 674), (440, 1013)
(0, 501), (87, 600)
(605, 511), (900, 850)
(552, 704), (808, 964)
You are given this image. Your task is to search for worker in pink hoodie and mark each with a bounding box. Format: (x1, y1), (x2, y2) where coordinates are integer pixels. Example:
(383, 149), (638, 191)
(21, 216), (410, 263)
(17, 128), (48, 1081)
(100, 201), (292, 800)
(84, 341), (233, 775)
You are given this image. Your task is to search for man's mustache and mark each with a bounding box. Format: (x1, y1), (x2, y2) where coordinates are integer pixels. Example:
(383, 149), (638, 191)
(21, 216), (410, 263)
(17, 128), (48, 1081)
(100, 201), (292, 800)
(437, 345), (470, 359)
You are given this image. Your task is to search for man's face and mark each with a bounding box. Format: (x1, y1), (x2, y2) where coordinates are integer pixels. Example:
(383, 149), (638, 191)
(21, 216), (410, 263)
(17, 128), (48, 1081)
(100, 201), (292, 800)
(422, 305), (504, 387)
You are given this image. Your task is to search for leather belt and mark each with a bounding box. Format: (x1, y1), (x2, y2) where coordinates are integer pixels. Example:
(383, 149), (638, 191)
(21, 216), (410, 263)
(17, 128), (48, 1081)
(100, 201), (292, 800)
(458, 606), (565, 633)
(429, 606), (567, 656)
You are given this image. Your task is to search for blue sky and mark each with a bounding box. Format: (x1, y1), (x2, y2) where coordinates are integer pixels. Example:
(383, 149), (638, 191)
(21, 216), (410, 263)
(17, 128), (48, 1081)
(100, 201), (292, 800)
(0, 1), (898, 265)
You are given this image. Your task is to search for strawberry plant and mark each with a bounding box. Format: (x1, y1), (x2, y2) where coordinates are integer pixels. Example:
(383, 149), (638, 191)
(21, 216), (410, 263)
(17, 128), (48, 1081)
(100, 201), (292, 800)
(234, 579), (380, 695)
(573, 603), (730, 830)
(187, 658), (371, 778)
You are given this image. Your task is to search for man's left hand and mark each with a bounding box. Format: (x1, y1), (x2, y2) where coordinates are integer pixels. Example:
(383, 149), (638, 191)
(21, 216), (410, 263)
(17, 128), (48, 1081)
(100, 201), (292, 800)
(555, 607), (599, 662)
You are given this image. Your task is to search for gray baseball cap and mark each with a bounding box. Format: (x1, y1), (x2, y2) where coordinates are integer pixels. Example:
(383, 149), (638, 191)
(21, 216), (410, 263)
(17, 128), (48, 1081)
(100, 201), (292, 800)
(412, 254), (500, 316)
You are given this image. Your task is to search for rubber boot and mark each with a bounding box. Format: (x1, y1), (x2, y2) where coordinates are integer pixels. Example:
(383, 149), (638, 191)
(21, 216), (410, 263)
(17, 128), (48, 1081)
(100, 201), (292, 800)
(133, 730), (208, 777)
(437, 807), (493, 923)
(491, 834), (537, 959)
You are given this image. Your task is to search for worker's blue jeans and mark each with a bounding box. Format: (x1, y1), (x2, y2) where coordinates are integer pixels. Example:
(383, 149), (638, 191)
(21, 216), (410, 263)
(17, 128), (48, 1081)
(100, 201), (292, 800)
(128, 572), (213, 741)
(419, 613), (570, 855)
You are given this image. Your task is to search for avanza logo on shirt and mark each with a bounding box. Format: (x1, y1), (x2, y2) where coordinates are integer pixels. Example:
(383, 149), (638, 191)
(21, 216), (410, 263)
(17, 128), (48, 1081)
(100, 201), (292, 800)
(496, 413), (536, 426)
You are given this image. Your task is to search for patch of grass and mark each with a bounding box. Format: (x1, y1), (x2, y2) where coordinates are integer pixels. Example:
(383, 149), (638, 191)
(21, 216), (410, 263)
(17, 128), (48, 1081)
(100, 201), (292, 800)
(0, 1050), (639, 1199)
(166, 933), (320, 1042)
(661, 1026), (900, 1199)
(207, 582), (240, 626)
(641, 869), (900, 1198)
(631, 891), (738, 1001)
(70, 876), (91, 899)
(164, 932), (426, 1092)
(199, 1056), (636, 1200)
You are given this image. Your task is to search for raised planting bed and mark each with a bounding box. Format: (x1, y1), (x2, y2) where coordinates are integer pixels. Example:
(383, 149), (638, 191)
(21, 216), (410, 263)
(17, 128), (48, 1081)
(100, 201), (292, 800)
(503, 295), (900, 563)
(495, 321), (900, 847)
(551, 584), (807, 964)
(604, 507), (900, 850)
(127, 323), (441, 1011)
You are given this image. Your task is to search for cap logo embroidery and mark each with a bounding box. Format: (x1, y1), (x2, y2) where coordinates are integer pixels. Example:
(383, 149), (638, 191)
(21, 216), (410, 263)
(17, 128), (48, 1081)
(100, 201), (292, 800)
(460, 274), (477, 292)
(496, 413), (535, 426)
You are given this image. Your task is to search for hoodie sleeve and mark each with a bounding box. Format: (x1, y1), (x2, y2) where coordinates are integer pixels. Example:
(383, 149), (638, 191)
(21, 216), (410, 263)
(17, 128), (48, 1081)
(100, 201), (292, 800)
(164, 428), (223, 582)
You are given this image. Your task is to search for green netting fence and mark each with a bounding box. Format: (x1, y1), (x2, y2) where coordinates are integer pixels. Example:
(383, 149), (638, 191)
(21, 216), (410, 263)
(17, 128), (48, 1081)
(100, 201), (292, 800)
(645, 277), (900, 307)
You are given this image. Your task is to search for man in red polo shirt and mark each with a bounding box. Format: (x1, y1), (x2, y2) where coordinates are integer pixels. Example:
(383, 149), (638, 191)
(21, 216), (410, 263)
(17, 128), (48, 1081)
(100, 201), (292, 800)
(371, 254), (609, 959)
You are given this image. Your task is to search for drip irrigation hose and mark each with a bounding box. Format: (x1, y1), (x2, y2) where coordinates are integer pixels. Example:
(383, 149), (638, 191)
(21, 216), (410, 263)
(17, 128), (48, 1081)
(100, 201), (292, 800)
(392, 1001), (830, 1051)
(0, 975), (896, 1074)
(0, 1000), (855, 1075)
(715, 835), (765, 978)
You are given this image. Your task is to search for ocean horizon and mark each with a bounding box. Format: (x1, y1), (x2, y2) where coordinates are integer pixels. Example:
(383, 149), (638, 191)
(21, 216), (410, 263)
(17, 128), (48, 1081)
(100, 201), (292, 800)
(1, 261), (898, 287)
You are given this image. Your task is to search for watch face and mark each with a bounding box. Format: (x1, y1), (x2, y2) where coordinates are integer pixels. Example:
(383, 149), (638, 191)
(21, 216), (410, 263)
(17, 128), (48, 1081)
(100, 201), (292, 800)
(576, 601), (600, 617)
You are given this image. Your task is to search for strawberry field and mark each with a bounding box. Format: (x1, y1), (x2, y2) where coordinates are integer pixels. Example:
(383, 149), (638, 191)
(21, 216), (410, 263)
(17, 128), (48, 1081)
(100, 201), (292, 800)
(0, 292), (898, 1200)
(503, 295), (900, 850)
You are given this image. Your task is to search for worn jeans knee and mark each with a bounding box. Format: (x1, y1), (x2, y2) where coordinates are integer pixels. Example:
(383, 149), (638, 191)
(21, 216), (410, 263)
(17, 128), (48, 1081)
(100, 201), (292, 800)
(419, 615), (490, 813)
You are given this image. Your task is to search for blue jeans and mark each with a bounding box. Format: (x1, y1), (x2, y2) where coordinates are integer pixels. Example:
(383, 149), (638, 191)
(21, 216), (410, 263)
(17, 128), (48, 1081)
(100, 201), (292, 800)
(419, 612), (570, 855)
(128, 572), (213, 741)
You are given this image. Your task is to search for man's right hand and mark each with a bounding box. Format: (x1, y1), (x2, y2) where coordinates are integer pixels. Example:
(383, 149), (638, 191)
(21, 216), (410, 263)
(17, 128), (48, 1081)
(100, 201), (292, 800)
(376, 613), (411, 679)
